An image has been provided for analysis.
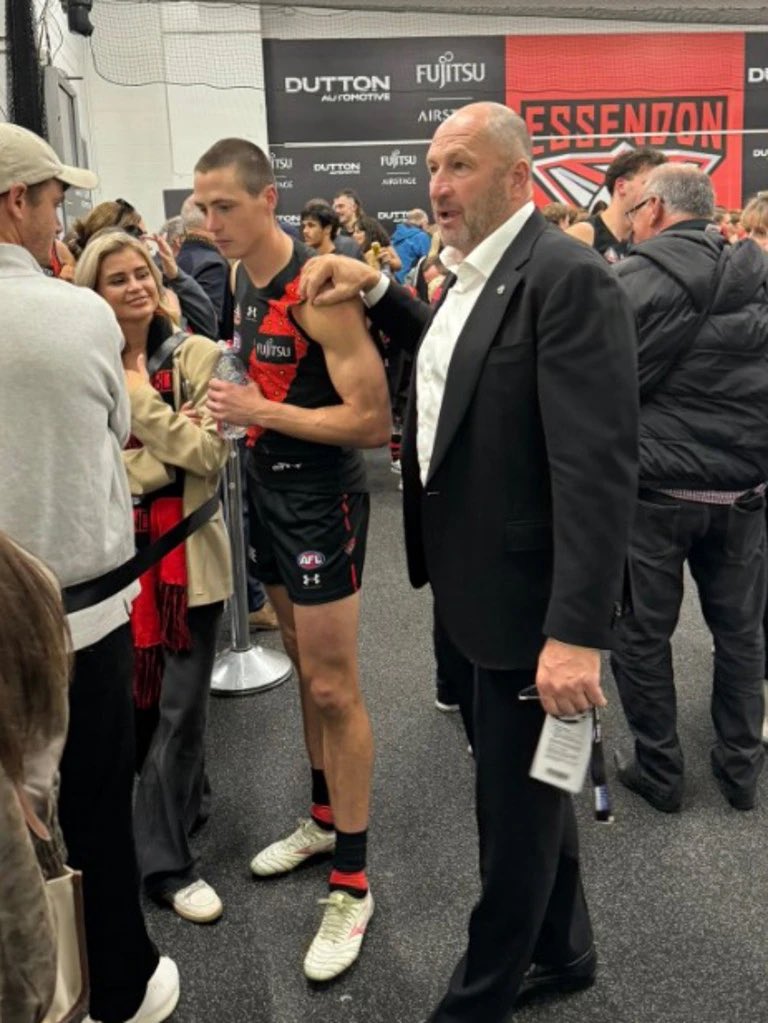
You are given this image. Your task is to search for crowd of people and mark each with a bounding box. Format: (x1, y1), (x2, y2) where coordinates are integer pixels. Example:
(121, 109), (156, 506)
(1, 101), (766, 1023)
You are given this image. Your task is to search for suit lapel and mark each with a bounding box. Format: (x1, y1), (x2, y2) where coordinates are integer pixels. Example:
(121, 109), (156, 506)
(426, 212), (547, 485)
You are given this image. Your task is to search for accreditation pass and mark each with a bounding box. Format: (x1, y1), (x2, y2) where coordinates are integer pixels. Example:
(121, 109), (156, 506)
(530, 713), (592, 794)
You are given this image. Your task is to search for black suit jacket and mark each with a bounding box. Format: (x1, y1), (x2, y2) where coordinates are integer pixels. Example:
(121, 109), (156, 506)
(369, 210), (639, 670)
(177, 238), (231, 338)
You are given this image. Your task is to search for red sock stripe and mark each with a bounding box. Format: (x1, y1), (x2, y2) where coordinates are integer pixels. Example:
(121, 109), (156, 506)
(329, 868), (368, 892)
(311, 803), (334, 826)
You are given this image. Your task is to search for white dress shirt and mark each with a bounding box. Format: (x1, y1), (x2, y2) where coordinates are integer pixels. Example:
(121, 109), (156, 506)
(415, 202), (534, 483)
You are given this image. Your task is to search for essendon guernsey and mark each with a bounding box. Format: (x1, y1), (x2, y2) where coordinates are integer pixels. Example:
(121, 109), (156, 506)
(233, 239), (366, 493)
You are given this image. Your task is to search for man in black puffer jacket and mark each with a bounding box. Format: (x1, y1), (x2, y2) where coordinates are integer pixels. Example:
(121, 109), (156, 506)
(612, 164), (768, 813)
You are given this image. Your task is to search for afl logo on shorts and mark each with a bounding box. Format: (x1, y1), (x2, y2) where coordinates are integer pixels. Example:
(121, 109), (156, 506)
(297, 550), (326, 570)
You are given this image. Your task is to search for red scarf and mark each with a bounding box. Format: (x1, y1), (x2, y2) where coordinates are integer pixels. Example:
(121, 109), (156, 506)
(128, 360), (191, 709)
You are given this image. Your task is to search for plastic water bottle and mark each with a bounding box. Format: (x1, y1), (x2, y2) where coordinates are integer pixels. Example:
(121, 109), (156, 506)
(212, 342), (248, 440)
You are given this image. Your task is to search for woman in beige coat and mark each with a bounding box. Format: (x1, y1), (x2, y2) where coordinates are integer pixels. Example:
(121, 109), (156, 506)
(75, 232), (232, 925)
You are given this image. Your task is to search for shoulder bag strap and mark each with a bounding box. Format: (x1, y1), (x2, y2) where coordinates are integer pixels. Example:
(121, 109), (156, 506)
(146, 330), (188, 377)
(62, 492), (220, 614)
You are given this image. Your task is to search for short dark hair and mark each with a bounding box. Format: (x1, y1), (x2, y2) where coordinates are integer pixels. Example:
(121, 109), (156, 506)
(195, 138), (275, 196)
(301, 202), (340, 240)
(604, 147), (667, 196)
(334, 188), (363, 215)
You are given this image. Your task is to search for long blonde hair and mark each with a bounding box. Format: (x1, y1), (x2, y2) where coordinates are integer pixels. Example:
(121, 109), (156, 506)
(73, 230), (180, 325)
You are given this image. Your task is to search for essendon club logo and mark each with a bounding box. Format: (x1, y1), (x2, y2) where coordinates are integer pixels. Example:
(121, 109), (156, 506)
(521, 96), (728, 207)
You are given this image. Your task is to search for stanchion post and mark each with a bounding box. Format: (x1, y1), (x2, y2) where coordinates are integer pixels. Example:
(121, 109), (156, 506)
(211, 441), (293, 696)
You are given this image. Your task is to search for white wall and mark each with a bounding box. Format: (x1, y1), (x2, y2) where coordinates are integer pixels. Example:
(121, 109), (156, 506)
(82, 1), (266, 230)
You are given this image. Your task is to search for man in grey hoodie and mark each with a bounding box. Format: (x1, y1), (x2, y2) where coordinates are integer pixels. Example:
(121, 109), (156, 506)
(0, 123), (178, 1023)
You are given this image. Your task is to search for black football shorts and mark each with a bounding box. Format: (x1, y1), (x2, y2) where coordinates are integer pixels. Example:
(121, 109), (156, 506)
(247, 478), (369, 606)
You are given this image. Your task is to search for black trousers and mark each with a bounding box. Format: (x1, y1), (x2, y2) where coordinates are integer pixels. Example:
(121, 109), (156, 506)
(433, 603), (475, 747)
(612, 492), (766, 799)
(428, 666), (593, 1023)
(58, 624), (158, 1023)
(134, 602), (223, 897)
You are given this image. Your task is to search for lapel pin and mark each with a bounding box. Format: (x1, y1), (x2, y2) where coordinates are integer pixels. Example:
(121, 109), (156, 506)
(496, 285), (506, 295)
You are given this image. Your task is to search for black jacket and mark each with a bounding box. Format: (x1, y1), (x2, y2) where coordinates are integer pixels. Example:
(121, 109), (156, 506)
(616, 225), (768, 490)
(177, 236), (230, 339)
(368, 211), (638, 668)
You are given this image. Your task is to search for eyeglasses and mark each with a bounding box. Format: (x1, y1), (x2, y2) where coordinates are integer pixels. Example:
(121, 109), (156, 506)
(625, 197), (653, 223)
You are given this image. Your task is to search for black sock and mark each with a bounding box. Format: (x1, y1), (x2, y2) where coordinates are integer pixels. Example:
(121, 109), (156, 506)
(330, 829), (368, 897)
(310, 769), (334, 831)
(311, 768), (330, 806)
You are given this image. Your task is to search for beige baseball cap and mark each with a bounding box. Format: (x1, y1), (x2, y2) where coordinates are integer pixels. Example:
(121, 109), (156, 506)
(0, 123), (98, 194)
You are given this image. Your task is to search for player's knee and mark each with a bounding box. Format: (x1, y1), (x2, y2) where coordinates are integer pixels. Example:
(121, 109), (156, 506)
(307, 672), (356, 716)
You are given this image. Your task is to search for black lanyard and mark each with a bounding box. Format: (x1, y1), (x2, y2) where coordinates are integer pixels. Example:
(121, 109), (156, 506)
(591, 708), (614, 823)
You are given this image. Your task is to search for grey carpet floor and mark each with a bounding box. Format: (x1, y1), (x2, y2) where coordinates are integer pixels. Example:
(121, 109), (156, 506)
(142, 449), (767, 1023)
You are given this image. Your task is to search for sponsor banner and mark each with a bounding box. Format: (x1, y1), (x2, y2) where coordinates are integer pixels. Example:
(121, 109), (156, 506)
(270, 144), (430, 232)
(743, 34), (768, 202)
(264, 36), (505, 143)
(506, 33), (744, 209)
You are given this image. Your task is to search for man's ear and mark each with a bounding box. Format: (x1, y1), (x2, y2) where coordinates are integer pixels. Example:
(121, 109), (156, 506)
(264, 183), (279, 212)
(4, 184), (28, 222)
(510, 157), (531, 195)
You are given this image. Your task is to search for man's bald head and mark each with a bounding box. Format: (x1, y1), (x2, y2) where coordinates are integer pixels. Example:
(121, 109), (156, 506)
(436, 102), (533, 169)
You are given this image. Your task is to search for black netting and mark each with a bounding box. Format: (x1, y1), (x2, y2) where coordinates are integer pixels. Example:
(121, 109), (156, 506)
(97, 0), (768, 24)
(6, 0), (45, 134)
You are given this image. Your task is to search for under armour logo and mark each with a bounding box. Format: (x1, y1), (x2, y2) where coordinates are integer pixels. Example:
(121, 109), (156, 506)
(302, 573), (321, 587)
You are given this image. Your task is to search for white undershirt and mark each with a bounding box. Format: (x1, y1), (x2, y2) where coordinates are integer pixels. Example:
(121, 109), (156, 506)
(416, 203), (534, 482)
(364, 202), (535, 482)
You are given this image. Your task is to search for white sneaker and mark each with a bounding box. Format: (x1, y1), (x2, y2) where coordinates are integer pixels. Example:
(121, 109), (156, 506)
(762, 682), (768, 744)
(303, 889), (374, 982)
(250, 818), (335, 877)
(165, 879), (223, 923)
(84, 956), (179, 1023)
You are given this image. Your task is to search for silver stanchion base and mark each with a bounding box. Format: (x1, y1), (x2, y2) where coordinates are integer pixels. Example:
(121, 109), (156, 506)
(211, 645), (293, 697)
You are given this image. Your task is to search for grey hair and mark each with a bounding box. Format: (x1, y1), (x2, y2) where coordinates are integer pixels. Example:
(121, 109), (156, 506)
(643, 164), (714, 219)
(181, 195), (206, 232)
(160, 215), (185, 245)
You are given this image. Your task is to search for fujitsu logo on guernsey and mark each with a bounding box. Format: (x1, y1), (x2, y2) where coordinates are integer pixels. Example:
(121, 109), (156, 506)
(284, 75), (391, 103)
(415, 51), (486, 89)
(256, 338), (294, 363)
(381, 149), (418, 169)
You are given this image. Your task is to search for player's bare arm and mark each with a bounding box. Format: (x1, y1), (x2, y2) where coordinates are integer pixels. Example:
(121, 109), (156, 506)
(206, 298), (391, 448)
